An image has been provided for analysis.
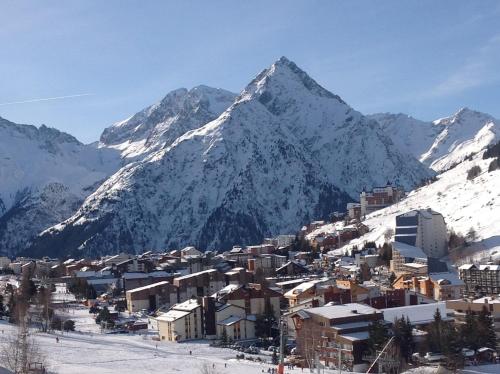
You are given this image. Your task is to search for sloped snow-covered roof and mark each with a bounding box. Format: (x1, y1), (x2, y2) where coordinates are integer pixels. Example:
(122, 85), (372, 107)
(473, 296), (500, 304)
(217, 315), (254, 326)
(341, 331), (370, 341)
(479, 264), (500, 271)
(305, 303), (379, 320)
(126, 281), (169, 294)
(175, 269), (217, 281)
(284, 278), (329, 298)
(429, 272), (464, 286)
(382, 302), (447, 325)
(173, 299), (201, 311)
(156, 310), (190, 322)
(212, 283), (241, 298)
(458, 264), (475, 270)
(392, 241), (427, 259)
(123, 271), (172, 280)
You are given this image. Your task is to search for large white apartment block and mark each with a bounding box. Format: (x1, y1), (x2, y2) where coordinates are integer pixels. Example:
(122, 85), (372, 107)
(394, 209), (447, 258)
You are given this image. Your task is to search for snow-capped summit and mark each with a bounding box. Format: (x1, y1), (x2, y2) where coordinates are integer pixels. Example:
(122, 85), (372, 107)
(240, 56), (346, 105)
(100, 86), (236, 160)
(370, 108), (498, 172)
(25, 57), (431, 257)
(424, 108), (498, 171)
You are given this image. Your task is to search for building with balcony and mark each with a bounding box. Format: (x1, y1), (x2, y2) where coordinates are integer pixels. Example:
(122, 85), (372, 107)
(458, 264), (500, 296)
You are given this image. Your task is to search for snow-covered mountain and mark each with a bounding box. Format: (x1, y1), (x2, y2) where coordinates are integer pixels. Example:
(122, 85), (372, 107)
(370, 108), (499, 172)
(25, 57), (431, 257)
(0, 117), (120, 255)
(100, 86), (236, 160)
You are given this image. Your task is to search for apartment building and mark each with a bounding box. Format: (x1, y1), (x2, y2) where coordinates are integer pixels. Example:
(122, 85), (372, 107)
(125, 281), (178, 313)
(291, 303), (382, 371)
(459, 264), (500, 296)
(156, 299), (203, 342)
(394, 209), (447, 258)
(360, 183), (404, 217)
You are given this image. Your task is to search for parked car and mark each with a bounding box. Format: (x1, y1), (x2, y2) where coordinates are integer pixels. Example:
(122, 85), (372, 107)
(424, 352), (445, 362)
(461, 348), (475, 358)
(411, 352), (423, 363)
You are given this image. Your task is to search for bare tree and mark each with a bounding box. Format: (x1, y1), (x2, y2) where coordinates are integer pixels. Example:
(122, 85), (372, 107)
(384, 228), (394, 242)
(0, 326), (46, 374)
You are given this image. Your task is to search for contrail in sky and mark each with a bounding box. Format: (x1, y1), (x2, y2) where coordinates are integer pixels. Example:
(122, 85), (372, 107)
(0, 93), (94, 106)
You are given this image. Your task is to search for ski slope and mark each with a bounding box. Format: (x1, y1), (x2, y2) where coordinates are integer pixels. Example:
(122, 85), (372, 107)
(331, 152), (500, 263)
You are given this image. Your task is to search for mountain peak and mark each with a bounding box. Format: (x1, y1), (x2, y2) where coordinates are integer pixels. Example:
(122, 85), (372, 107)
(434, 107), (495, 127)
(239, 57), (346, 110)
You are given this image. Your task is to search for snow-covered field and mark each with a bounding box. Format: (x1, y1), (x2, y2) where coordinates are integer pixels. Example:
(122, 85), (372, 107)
(0, 317), (267, 374)
(1, 305), (342, 374)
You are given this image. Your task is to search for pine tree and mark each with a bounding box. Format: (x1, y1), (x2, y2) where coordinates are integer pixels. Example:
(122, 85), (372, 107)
(220, 327), (228, 346)
(393, 317), (414, 362)
(477, 307), (497, 350)
(368, 318), (389, 353)
(460, 309), (478, 350)
(426, 309), (443, 352)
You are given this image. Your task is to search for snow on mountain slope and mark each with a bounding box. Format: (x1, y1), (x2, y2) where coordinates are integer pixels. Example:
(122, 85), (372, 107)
(25, 57), (431, 257)
(238, 57), (431, 197)
(333, 150), (500, 263)
(99, 86), (236, 160)
(424, 108), (498, 171)
(370, 108), (499, 172)
(0, 117), (120, 255)
(368, 113), (440, 160)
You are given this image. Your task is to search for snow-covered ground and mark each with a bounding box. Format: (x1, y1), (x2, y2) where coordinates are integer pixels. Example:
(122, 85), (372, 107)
(328, 152), (500, 264)
(1, 306), (342, 374)
(3, 279), (367, 374)
(403, 365), (500, 374)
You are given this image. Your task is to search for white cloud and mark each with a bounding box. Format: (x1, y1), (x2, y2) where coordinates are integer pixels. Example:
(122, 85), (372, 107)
(428, 34), (500, 98)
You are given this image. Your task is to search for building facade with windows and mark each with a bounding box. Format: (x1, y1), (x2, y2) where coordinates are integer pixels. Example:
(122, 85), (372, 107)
(290, 303), (382, 370)
(394, 209), (447, 258)
(459, 264), (500, 296)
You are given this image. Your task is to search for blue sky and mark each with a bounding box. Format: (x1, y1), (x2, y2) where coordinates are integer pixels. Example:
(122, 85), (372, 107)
(1, 1), (500, 143)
